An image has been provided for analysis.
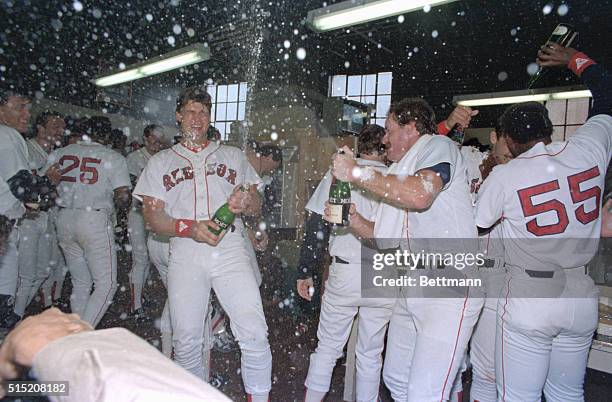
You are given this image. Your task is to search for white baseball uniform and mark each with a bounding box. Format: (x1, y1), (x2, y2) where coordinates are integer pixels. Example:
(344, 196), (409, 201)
(147, 232), (214, 381)
(475, 115), (612, 402)
(304, 160), (394, 402)
(376, 134), (484, 402)
(126, 147), (154, 312)
(459, 145), (506, 402)
(133, 142), (271, 397)
(45, 140), (131, 327)
(39, 206), (68, 308)
(13, 139), (55, 316)
(0, 173), (22, 300)
(0, 124), (30, 300)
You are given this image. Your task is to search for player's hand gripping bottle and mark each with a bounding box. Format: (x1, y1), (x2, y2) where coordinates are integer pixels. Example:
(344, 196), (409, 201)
(527, 23), (577, 89)
(208, 185), (248, 235)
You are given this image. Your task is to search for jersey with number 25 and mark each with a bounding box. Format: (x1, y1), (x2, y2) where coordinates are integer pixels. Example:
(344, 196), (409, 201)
(45, 141), (131, 211)
(475, 115), (612, 270)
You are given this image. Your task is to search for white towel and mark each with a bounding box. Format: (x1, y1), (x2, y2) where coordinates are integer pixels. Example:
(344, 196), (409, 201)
(374, 134), (433, 248)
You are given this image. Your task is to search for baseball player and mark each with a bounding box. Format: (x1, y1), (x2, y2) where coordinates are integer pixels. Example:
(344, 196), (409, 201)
(14, 112), (66, 316)
(133, 86), (271, 401)
(44, 116), (131, 327)
(331, 98), (484, 401)
(455, 120), (513, 402)
(299, 124), (395, 402)
(126, 124), (168, 319)
(0, 87), (59, 328)
(475, 46), (611, 401)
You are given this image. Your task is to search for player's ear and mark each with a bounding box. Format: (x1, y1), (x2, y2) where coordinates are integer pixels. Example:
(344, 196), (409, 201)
(489, 130), (497, 145)
(175, 111), (183, 124)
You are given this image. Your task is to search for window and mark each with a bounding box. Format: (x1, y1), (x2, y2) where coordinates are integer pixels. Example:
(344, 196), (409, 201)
(545, 98), (590, 141)
(206, 82), (248, 140)
(329, 72), (392, 127)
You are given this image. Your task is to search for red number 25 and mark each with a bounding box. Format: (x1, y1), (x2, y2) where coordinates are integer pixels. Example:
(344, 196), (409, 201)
(59, 155), (101, 185)
(517, 166), (601, 236)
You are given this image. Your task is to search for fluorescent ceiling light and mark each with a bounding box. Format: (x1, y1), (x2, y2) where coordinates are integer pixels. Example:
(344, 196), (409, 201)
(307, 0), (459, 32)
(94, 43), (211, 87)
(454, 87), (592, 107)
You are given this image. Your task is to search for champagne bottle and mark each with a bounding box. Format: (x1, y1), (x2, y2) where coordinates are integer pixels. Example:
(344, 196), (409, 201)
(328, 175), (351, 226)
(527, 23), (577, 89)
(208, 185), (248, 235)
(448, 123), (465, 146)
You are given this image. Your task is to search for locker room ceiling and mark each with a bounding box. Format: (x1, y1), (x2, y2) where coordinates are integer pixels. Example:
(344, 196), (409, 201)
(1, 0), (611, 126)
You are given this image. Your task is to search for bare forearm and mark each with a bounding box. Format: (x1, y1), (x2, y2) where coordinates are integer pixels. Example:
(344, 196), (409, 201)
(349, 212), (377, 248)
(142, 198), (177, 237)
(354, 169), (435, 210)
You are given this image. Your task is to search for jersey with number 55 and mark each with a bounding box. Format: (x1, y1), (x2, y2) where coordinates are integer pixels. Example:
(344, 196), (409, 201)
(45, 140), (131, 211)
(475, 115), (612, 270)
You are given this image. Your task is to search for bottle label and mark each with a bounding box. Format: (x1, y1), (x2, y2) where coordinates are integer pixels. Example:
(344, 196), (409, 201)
(328, 204), (344, 224)
(213, 217), (230, 230)
(330, 197), (351, 204)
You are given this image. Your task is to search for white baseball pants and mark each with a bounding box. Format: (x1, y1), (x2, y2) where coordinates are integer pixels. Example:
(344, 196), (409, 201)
(305, 261), (394, 402)
(128, 207), (149, 311)
(0, 230), (19, 296)
(383, 294), (483, 401)
(168, 233), (270, 394)
(14, 213), (50, 316)
(495, 266), (598, 402)
(469, 266), (505, 402)
(56, 208), (117, 327)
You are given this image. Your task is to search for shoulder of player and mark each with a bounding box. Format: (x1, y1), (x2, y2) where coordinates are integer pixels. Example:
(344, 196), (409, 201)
(215, 143), (247, 158)
(422, 134), (459, 156)
(143, 147), (178, 168)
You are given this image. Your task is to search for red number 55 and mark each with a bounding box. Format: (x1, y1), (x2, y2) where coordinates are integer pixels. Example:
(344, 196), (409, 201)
(59, 155), (102, 185)
(518, 166), (601, 236)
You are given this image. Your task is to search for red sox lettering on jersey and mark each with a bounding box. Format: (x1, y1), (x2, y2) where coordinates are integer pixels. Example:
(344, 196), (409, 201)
(162, 163), (238, 192)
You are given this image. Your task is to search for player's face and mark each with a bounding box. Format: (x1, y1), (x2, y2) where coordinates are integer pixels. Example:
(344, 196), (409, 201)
(144, 131), (166, 155)
(261, 156), (281, 176)
(176, 101), (210, 141)
(383, 113), (418, 162)
(490, 132), (513, 165)
(44, 117), (66, 145)
(0, 96), (31, 133)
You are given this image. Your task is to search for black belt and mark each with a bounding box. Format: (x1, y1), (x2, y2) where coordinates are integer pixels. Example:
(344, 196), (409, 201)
(481, 258), (496, 268)
(332, 256), (349, 264)
(58, 206), (103, 212)
(525, 269), (554, 278)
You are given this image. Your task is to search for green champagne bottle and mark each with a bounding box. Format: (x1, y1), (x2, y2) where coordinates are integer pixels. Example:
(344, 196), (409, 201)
(208, 203), (235, 236)
(328, 176), (351, 226)
(208, 185), (248, 235)
(527, 23), (577, 89)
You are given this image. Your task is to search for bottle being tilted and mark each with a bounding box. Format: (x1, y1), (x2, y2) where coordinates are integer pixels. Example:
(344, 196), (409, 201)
(208, 185), (248, 235)
(527, 23), (577, 89)
(328, 154), (351, 226)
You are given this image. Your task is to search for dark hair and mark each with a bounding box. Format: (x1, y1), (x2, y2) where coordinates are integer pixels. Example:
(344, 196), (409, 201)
(357, 124), (386, 156)
(493, 117), (504, 139)
(499, 102), (552, 144)
(249, 140), (282, 163)
(88, 116), (112, 142)
(176, 86), (212, 113)
(144, 124), (162, 138)
(35, 111), (64, 130)
(0, 82), (30, 106)
(110, 128), (127, 149)
(388, 98), (436, 135)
